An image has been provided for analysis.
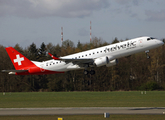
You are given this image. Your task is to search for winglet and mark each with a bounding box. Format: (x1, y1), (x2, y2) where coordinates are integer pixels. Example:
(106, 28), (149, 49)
(48, 53), (60, 60)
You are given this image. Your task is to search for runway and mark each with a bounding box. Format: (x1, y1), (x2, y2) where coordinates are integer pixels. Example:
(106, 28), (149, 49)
(0, 107), (165, 116)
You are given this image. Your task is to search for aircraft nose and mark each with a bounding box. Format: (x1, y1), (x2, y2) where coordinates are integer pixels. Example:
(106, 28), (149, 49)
(157, 39), (164, 45)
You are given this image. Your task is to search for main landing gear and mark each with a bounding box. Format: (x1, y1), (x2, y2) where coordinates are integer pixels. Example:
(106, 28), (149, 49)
(84, 69), (95, 75)
(145, 50), (150, 59)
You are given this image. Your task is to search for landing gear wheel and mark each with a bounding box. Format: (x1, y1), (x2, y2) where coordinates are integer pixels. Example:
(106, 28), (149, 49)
(90, 70), (95, 75)
(84, 70), (89, 75)
(146, 53), (150, 59)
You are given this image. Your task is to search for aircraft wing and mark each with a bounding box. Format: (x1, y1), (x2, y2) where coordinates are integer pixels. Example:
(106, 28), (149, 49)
(60, 58), (94, 64)
(48, 53), (94, 64)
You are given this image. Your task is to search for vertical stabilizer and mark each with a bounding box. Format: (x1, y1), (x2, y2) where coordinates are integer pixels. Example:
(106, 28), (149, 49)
(5, 47), (35, 70)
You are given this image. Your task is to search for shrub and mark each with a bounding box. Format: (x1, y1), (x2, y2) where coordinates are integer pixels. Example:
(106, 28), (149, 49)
(139, 81), (163, 91)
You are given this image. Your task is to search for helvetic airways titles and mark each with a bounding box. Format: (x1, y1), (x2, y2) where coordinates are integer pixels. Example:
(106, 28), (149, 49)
(105, 41), (136, 52)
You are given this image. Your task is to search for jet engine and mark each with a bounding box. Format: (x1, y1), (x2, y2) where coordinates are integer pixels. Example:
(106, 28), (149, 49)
(94, 56), (118, 67)
(106, 59), (118, 67)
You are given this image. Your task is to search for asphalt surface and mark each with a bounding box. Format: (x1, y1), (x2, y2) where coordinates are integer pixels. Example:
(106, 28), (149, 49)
(0, 107), (165, 116)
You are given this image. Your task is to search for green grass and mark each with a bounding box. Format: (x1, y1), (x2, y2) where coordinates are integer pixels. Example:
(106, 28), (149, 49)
(0, 115), (165, 120)
(0, 91), (165, 108)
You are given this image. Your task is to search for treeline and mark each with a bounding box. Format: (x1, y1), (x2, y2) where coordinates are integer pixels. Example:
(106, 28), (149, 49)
(0, 37), (165, 92)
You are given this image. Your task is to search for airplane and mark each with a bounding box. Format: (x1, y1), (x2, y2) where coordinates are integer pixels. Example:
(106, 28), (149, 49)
(2, 36), (164, 75)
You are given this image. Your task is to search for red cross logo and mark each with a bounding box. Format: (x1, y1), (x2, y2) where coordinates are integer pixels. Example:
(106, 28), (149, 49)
(14, 54), (24, 66)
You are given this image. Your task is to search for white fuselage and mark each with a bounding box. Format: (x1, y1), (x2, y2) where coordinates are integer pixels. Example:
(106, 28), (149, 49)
(33, 36), (164, 72)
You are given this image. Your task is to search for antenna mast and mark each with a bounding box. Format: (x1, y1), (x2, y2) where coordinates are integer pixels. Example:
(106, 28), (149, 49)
(90, 21), (92, 43)
(61, 27), (63, 44)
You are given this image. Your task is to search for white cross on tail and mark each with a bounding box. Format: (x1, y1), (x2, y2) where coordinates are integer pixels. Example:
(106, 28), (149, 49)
(14, 54), (24, 66)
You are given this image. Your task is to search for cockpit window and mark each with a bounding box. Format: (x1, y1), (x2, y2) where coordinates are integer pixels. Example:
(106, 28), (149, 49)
(150, 37), (155, 39)
(147, 37), (155, 41)
(147, 38), (151, 41)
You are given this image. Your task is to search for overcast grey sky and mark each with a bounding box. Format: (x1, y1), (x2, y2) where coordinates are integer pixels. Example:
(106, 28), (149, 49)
(0, 0), (165, 47)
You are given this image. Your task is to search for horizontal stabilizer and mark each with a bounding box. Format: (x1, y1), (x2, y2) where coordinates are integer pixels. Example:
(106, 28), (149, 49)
(2, 70), (28, 73)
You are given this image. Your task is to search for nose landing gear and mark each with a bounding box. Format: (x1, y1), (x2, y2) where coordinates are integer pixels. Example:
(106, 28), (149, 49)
(145, 50), (150, 59)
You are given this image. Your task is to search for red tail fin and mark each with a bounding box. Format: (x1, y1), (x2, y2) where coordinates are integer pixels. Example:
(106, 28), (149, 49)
(5, 47), (35, 70)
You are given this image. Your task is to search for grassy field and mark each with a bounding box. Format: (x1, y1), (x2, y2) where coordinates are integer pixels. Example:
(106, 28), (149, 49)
(0, 91), (165, 108)
(0, 115), (165, 120)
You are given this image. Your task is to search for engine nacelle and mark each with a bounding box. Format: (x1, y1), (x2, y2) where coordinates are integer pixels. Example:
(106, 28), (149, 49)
(94, 56), (118, 67)
(94, 56), (109, 67)
(106, 59), (118, 67)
